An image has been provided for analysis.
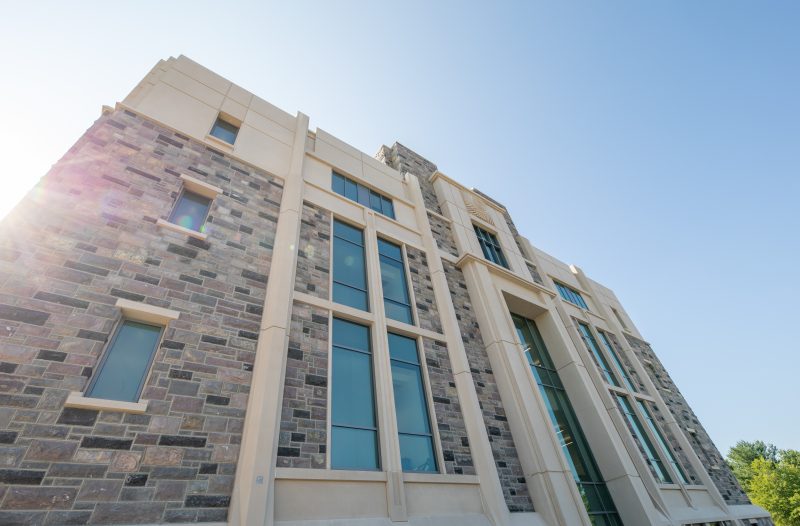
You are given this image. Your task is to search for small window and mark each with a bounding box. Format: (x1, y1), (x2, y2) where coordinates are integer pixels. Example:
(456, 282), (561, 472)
(473, 225), (508, 268)
(169, 190), (212, 233)
(86, 320), (163, 402)
(331, 171), (396, 220)
(378, 239), (413, 324)
(555, 282), (589, 310)
(209, 115), (239, 144)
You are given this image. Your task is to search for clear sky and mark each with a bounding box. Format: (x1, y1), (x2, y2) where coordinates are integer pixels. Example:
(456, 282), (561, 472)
(1, 1), (798, 455)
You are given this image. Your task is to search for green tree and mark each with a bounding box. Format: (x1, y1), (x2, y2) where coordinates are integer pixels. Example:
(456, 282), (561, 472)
(748, 450), (800, 526)
(727, 440), (779, 491)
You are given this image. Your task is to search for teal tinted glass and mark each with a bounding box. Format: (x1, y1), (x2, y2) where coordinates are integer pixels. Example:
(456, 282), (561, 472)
(169, 191), (211, 232)
(473, 225), (508, 268)
(332, 220), (368, 311)
(331, 318), (379, 470)
(331, 349), (375, 428)
(637, 400), (689, 484)
(389, 333), (436, 473)
(378, 239), (413, 324)
(209, 118), (239, 144)
(578, 323), (620, 387)
(513, 314), (622, 523)
(331, 171), (395, 219)
(331, 427), (379, 470)
(616, 395), (672, 484)
(399, 434), (436, 472)
(88, 320), (162, 402)
(598, 331), (637, 392)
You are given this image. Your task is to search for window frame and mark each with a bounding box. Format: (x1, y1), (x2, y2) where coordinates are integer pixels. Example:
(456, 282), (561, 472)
(473, 224), (509, 269)
(331, 218), (370, 312)
(378, 238), (415, 325)
(157, 174), (222, 241)
(208, 114), (240, 145)
(331, 171), (396, 220)
(387, 332), (438, 473)
(84, 319), (164, 403)
(168, 188), (212, 233)
(554, 281), (590, 310)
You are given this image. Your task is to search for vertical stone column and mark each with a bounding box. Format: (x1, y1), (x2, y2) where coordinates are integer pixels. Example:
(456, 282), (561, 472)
(228, 113), (310, 526)
(363, 210), (408, 522)
(407, 174), (510, 526)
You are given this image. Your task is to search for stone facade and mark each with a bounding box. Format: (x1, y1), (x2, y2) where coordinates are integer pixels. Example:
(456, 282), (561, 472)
(427, 211), (459, 258)
(405, 246), (443, 334)
(276, 302), (328, 469)
(294, 202), (331, 300)
(0, 108), (282, 524)
(377, 143), (442, 214)
(442, 260), (534, 512)
(421, 338), (474, 475)
(625, 334), (750, 505)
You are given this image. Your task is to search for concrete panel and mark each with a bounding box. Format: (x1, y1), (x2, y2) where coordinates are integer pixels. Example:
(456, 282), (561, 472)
(161, 67), (225, 108)
(251, 95), (297, 132)
(173, 55), (231, 94)
(221, 97), (248, 122)
(134, 82), (218, 140)
(405, 482), (483, 516)
(274, 480), (388, 521)
(245, 108), (295, 146)
(228, 82), (254, 107)
(235, 125), (293, 177)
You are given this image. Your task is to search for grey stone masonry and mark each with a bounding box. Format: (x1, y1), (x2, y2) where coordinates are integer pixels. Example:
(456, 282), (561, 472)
(421, 338), (475, 475)
(377, 143), (442, 215)
(294, 202), (331, 300)
(0, 108), (281, 524)
(405, 246), (443, 334)
(442, 260), (534, 512)
(427, 211), (459, 258)
(276, 302), (329, 469)
(624, 334), (750, 505)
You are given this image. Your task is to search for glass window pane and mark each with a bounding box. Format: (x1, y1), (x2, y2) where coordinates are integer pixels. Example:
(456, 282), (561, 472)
(331, 427), (378, 470)
(399, 434), (437, 472)
(332, 349), (375, 428)
(384, 300), (413, 325)
(333, 239), (367, 290)
(377, 238), (402, 260)
(210, 118), (238, 144)
(169, 191), (211, 232)
(391, 361), (430, 434)
(357, 184), (371, 207)
(332, 317), (370, 352)
(344, 178), (358, 201)
(380, 257), (409, 303)
(88, 321), (161, 402)
(333, 220), (363, 245)
(382, 196), (395, 219)
(369, 190), (383, 212)
(332, 283), (368, 311)
(332, 172), (345, 195)
(388, 333), (419, 363)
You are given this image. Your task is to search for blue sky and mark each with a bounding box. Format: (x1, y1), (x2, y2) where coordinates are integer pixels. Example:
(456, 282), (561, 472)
(2, 1), (798, 455)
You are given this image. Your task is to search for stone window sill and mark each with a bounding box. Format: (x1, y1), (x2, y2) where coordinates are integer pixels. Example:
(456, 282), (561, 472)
(156, 218), (208, 241)
(205, 133), (235, 151)
(64, 392), (148, 414)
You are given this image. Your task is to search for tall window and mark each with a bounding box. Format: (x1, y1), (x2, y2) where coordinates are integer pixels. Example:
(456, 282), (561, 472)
(597, 331), (637, 392)
(473, 225), (508, 268)
(332, 220), (369, 311)
(577, 323), (620, 387)
(388, 334), (437, 472)
(331, 318), (379, 470)
(513, 315), (622, 525)
(209, 115), (239, 144)
(636, 400), (689, 484)
(86, 320), (163, 402)
(169, 190), (212, 233)
(331, 171), (395, 219)
(555, 282), (589, 310)
(378, 239), (413, 324)
(615, 394), (672, 484)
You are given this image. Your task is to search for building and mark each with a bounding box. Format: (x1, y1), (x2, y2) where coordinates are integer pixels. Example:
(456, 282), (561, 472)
(0, 55), (770, 526)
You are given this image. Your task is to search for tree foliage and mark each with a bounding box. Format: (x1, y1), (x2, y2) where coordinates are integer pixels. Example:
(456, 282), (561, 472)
(727, 441), (800, 526)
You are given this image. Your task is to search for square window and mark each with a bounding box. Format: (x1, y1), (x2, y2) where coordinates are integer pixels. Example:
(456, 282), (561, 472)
(169, 190), (212, 233)
(209, 116), (239, 144)
(473, 225), (508, 268)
